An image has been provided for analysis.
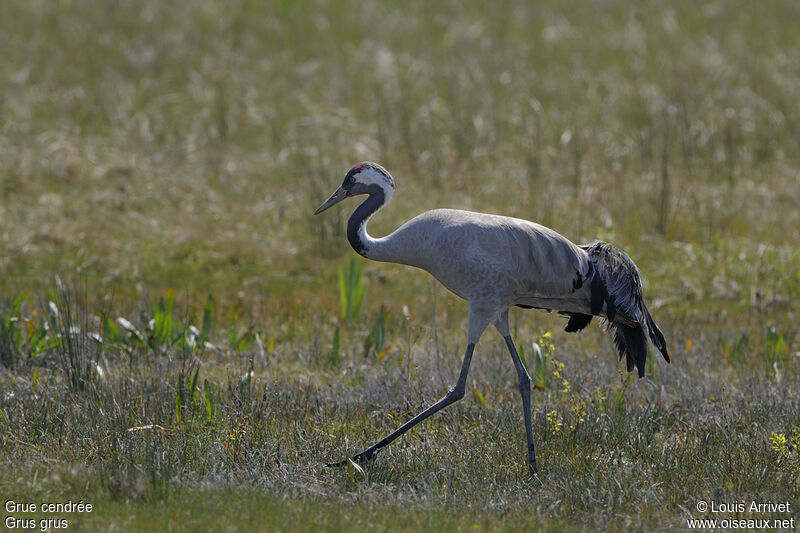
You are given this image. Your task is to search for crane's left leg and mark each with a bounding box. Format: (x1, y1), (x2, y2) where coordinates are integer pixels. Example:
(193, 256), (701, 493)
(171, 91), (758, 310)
(326, 304), (493, 467)
(494, 311), (539, 476)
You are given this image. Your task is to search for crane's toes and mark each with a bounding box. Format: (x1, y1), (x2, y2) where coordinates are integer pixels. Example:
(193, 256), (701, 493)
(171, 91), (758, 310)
(528, 463), (543, 485)
(350, 448), (378, 463)
(324, 448), (378, 468)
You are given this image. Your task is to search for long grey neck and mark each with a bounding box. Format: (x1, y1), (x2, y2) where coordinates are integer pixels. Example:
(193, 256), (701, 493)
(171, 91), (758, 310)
(347, 189), (385, 259)
(347, 187), (417, 267)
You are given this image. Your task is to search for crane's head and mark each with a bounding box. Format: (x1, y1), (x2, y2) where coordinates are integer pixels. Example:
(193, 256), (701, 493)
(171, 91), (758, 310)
(314, 162), (395, 215)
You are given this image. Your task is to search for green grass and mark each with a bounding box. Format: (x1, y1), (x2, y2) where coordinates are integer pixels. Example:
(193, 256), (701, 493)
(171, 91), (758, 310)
(2, 0), (800, 530)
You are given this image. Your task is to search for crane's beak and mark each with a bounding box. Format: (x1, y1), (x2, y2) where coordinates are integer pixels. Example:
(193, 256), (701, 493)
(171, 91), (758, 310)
(314, 186), (348, 215)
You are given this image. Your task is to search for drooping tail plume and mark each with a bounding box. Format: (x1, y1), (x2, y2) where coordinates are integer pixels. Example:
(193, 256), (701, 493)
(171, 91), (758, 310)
(579, 241), (671, 377)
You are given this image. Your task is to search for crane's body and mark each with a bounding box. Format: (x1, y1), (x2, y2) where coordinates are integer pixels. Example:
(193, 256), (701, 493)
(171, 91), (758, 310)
(315, 162), (670, 476)
(362, 208), (593, 315)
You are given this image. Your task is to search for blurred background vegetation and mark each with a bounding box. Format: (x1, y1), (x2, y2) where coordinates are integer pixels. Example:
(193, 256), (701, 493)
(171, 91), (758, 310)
(2, 0), (798, 302)
(1, 0), (799, 530)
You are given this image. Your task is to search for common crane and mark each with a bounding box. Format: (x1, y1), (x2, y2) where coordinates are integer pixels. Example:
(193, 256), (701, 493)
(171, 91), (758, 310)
(314, 162), (670, 474)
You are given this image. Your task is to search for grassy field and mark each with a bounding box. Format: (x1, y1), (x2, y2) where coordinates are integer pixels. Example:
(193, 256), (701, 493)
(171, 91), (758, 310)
(1, 0), (799, 530)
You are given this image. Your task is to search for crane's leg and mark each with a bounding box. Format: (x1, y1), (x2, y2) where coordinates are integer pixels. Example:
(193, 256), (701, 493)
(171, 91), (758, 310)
(494, 311), (539, 477)
(326, 304), (492, 467)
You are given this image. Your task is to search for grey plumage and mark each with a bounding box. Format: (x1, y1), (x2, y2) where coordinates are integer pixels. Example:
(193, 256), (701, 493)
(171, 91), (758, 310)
(315, 162), (670, 474)
(367, 209), (592, 308)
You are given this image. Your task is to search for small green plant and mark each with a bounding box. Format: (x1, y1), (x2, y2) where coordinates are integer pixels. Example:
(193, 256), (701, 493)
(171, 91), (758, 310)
(229, 324), (256, 354)
(614, 383), (627, 418)
(531, 341), (547, 389)
(546, 409), (562, 435)
(539, 332), (569, 393)
(46, 278), (98, 392)
(223, 417), (249, 461)
(226, 301), (256, 355)
(721, 331), (749, 367)
(329, 324), (341, 366)
(472, 388), (487, 407)
(569, 400), (587, 431)
(100, 312), (121, 344)
(203, 379), (221, 423)
(362, 305), (393, 359)
(30, 366), (40, 392)
(0, 295), (25, 367)
(200, 294), (216, 347)
(175, 372), (185, 424)
(539, 331), (590, 441)
(175, 367), (220, 425)
(771, 429), (800, 456)
(592, 387), (609, 414)
(765, 327), (787, 382)
(771, 432), (787, 455)
(116, 316), (147, 348)
(150, 288), (178, 353)
(112, 289), (197, 357)
(0, 295), (56, 367)
(338, 256), (364, 322)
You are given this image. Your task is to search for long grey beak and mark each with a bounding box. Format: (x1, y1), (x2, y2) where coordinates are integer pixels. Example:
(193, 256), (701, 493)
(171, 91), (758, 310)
(314, 186), (348, 215)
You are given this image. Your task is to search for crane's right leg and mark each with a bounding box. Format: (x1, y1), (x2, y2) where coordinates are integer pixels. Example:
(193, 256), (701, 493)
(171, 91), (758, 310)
(494, 310), (539, 477)
(326, 304), (492, 467)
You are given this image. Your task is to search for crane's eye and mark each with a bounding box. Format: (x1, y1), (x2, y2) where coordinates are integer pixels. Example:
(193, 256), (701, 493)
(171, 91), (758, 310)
(349, 177), (356, 183)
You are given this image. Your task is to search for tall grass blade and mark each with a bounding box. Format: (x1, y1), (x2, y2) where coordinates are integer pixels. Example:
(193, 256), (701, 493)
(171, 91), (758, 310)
(101, 312), (121, 344)
(46, 278), (97, 392)
(532, 342), (546, 389)
(363, 305), (393, 358)
(175, 373), (184, 424)
(152, 288), (176, 349)
(0, 295), (26, 367)
(338, 257), (364, 321)
(189, 366), (200, 407)
(203, 379), (219, 422)
(201, 294), (215, 345)
(329, 324), (341, 366)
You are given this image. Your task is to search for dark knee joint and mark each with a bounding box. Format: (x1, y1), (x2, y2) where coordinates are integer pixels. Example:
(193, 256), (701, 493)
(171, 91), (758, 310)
(518, 373), (531, 394)
(447, 385), (465, 401)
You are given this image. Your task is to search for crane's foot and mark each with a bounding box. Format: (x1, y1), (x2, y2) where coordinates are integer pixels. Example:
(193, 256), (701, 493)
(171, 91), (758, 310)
(324, 446), (379, 468)
(528, 461), (543, 486)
